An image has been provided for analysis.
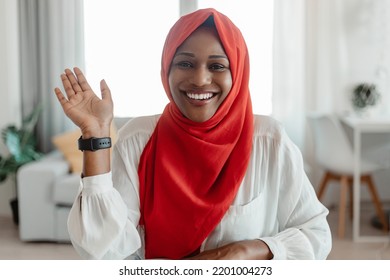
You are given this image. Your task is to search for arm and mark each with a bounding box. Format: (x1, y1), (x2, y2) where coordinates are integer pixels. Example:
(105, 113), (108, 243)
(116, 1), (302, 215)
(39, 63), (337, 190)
(260, 129), (332, 260)
(262, 177), (332, 260)
(56, 68), (142, 259)
(67, 171), (142, 259)
(185, 240), (273, 260)
(54, 67), (113, 177)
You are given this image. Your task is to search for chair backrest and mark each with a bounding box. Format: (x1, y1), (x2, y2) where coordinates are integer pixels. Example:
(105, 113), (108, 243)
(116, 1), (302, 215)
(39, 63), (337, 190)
(307, 114), (355, 173)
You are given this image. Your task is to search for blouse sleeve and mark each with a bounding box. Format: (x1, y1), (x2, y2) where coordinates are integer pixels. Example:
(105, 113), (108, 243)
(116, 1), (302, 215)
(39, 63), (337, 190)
(260, 127), (332, 260)
(67, 131), (148, 260)
(67, 172), (141, 259)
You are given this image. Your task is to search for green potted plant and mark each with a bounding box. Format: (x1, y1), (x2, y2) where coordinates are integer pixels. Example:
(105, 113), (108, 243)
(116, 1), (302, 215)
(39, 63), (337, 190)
(351, 83), (381, 114)
(0, 104), (43, 224)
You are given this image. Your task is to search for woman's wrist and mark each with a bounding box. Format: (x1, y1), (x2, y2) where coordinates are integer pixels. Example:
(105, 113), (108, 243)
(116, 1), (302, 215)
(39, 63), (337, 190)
(186, 239), (273, 260)
(82, 148), (111, 177)
(80, 123), (112, 177)
(245, 239), (273, 260)
(81, 123), (111, 139)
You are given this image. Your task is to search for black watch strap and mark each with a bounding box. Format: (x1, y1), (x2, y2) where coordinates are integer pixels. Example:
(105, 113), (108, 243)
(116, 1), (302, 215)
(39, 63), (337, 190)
(78, 136), (112, 151)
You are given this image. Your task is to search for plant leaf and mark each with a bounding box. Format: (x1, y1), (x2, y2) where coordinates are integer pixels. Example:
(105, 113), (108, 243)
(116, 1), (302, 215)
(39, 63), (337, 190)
(4, 129), (22, 159)
(0, 103), (43, 183)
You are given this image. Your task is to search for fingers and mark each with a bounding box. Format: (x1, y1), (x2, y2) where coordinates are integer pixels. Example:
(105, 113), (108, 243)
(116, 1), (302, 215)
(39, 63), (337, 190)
(61, 73), (76, 99)
(65, 68), (83, 94)
(57, 67), (109, 104)
(54, 87), (71, 112)
(100, 79), (112, 102)
(73, 67), (92, 91)
(54, 87), (66, 104)
(60, 67), (92, 99)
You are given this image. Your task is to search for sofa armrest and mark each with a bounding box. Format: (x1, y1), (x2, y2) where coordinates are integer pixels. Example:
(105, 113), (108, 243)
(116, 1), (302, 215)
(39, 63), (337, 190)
(17, 151), (71, 241)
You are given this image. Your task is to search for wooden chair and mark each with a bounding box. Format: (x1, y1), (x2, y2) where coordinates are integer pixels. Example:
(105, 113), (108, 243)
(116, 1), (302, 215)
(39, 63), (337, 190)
(308, 114), (388, 238)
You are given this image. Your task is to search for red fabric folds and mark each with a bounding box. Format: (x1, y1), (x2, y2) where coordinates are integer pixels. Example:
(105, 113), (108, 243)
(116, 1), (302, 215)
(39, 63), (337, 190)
(138, 8), (253, 259)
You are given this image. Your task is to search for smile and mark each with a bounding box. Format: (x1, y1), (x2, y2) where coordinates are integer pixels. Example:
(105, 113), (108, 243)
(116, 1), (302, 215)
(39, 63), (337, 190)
(186, 92), (215, 100)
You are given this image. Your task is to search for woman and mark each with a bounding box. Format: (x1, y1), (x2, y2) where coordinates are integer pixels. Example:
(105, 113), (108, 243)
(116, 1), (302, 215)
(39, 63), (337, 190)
(55, 8), (331, 260)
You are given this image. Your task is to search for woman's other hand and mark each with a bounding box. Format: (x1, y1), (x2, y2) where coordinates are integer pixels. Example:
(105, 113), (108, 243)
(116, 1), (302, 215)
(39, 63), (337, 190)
(54, 67), (113, 138)
(184, 240), (273, 260)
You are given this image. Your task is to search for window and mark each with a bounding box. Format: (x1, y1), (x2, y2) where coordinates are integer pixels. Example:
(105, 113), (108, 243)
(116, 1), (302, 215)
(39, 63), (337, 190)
(84, 0), (179, 117)
(84, 0), (273, 117)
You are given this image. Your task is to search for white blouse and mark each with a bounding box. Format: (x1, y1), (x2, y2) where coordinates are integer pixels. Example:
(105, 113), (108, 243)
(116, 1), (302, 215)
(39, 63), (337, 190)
(67, 115), (332, 260)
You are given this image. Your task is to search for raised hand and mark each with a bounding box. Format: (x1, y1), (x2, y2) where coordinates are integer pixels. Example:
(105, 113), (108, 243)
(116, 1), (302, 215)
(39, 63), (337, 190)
(54, 67), (113, 138)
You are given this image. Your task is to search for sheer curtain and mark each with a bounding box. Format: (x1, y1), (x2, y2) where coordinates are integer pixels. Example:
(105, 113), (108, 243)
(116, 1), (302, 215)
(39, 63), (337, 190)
(19, 0), (85, 152)
(272, 0), (306, 150)
(83, 0), (179, 118)
(273, 0), (349, 153)
(272, 0), (351, 190)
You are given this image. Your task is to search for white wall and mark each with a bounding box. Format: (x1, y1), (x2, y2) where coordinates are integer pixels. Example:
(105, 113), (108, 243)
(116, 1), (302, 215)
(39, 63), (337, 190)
(344, 0), (390, 116)
(309, 0), (390, 207)
(343, 0), (390, 204)
(0, 0), (21, 216)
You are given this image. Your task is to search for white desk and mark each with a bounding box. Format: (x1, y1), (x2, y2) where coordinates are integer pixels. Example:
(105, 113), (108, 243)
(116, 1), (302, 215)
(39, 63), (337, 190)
(341, 116), (390, 242)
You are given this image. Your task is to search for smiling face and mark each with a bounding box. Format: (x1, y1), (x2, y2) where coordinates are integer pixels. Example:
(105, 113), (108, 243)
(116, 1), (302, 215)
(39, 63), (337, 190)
(168, 26), (232, 123)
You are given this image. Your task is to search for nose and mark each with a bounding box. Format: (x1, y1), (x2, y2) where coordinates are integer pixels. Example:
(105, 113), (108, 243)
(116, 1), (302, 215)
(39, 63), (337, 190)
(190, 67), (212, 87)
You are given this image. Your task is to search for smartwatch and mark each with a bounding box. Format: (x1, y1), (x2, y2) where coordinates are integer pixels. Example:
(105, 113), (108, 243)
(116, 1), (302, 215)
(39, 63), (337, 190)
(78, 136), (112, 151)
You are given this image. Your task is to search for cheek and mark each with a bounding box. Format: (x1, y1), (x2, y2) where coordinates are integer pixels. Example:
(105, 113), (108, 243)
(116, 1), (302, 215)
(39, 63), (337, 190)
(168, 72), (184, 108)
(222, 73), (233, 95)
(168, 71), (178, 98)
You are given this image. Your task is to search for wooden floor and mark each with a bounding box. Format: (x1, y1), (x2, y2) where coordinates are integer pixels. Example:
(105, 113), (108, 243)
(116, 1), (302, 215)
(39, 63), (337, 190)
(0, 202), (389, 260)
(326, 202), (390, 259)
(0, 216), (79, 260)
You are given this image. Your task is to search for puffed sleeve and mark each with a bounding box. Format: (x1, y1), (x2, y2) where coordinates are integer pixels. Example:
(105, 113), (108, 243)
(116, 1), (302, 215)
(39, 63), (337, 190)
(260, 126), (332, 259)
(67, 119), (156, 259)
(67, 171), (141, 259)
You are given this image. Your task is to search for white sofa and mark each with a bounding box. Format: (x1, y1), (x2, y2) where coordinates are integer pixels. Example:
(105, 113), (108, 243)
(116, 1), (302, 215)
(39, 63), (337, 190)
(17, 151), (80, 242)
(17, 117), (130, 242)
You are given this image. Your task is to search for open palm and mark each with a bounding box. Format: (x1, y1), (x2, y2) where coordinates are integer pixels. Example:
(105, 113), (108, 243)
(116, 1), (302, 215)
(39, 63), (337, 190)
(54, 67), (113, 135)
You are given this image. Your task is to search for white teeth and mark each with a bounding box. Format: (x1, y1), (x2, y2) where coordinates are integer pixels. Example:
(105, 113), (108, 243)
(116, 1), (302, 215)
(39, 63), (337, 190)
(186, 93), (214, 100)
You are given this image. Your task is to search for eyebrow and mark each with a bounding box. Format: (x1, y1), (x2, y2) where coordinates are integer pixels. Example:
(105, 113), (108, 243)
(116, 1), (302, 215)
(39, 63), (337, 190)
(174, 52), (229, 60)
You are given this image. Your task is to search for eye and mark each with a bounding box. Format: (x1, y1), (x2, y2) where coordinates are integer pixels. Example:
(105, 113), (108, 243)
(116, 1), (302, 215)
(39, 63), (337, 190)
(175, 61), (193, 69)
(209, 63), (227, 71)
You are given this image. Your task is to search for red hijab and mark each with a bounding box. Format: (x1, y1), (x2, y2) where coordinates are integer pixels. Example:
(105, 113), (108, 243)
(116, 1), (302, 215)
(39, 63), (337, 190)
(138, 8), (253, 259)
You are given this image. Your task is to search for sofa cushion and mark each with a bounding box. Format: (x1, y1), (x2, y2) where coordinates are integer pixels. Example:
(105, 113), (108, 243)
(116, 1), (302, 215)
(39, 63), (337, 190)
(53, 125), (120, 175)
(53, 174), (81, 206)
(52, 129), (83, 174)
(55, 206), (72, 242)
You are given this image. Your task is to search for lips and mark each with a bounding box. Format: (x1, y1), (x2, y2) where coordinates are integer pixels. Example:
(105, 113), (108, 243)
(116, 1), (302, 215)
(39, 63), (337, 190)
(184, 91), (216, 106)
(186, 92), (214, 100)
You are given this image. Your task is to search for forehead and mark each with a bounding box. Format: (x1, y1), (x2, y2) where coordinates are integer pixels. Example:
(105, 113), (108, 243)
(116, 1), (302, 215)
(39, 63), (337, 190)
(175, 26), (226, 55)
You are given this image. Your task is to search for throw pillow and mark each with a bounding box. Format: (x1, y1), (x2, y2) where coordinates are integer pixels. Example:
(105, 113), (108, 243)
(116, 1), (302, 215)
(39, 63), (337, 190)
(52, 124), (118, 174)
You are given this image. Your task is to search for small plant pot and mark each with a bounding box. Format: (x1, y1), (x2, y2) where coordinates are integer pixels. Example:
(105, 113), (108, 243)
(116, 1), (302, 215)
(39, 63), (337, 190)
(9, 198), (19, 225)
(351, 83), (380, 116)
